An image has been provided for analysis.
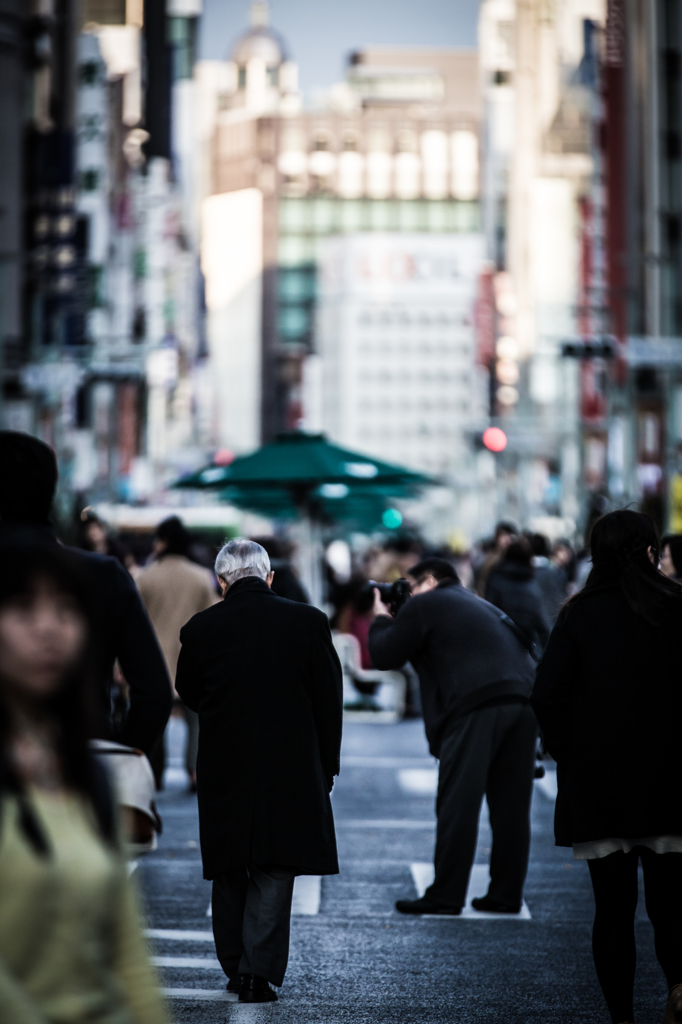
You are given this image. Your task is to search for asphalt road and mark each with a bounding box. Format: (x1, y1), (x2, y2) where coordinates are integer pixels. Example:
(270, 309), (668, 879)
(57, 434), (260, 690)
(139, 717), (668, 1023)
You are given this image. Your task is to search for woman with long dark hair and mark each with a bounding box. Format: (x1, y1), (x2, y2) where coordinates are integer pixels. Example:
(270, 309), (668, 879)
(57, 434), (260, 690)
(0, 546), (168, 1023)
(532, 510), (682, 1024)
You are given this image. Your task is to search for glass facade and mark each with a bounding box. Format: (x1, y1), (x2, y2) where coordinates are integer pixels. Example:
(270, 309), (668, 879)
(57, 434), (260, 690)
(276, 198), (480, 345)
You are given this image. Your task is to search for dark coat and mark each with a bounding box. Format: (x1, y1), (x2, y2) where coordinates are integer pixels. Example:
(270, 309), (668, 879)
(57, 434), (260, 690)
(485, 562), (551, 649)
(368, 579), (537, 757)
(175, 577), (343, 880)
(0, 524), (172, 756)
(269, 560), (309, 603)
(533, 559), (568, 625)
(531, 586), (682, 847)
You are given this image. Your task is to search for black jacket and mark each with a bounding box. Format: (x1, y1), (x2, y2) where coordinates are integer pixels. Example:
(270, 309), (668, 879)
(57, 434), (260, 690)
(485, 562), (551, 649)
(531, 586), (682, 846)
(533, 559), (568, 625)
(368, 579), (537, 757)
(0, 524), (172, 756)
(175, 577), (343, 879)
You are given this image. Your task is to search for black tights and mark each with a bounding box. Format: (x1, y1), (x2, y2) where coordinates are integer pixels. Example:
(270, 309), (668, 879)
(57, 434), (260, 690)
(587, 848), (682, 1023)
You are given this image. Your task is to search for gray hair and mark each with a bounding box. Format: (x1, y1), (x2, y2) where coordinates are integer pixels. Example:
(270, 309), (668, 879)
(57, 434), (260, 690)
(214, 538), (271, 586)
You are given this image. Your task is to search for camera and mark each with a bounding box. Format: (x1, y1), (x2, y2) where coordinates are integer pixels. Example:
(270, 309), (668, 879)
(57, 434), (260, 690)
(363, 578), (412, 616)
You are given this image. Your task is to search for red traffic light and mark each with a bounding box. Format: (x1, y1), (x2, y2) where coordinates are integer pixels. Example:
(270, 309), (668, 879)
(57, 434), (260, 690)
(482, 427), (507, 453)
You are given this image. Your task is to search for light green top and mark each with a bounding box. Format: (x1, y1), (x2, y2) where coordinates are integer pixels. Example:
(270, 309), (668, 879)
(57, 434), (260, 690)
(0, 789), (169, 1024)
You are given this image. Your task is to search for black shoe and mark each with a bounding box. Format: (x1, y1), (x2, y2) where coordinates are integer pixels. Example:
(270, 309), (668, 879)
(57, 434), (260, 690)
(395, 896), (461, 915)
(471, 895), (521, 914)
(238, 975), (278, 1003)
(225, 976), (241, 994)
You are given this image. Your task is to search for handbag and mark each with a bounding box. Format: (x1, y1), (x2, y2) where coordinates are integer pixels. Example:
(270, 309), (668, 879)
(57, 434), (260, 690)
(89, 739), (162, 857)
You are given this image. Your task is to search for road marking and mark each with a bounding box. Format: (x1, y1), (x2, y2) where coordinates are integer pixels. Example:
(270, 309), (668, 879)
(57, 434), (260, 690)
(206, 875), (322, 918)
(146, 929), (213, 941)
(163, 988), (234, 1001)
(535, 769), (558, 800)
(409, 863), (532, 920)
(336, 819), (435, 828)
(342, 756), (437, 768)
(153, 956), (221, 969)
(398, 768), (438, 795)
(292, 875), (322, 915)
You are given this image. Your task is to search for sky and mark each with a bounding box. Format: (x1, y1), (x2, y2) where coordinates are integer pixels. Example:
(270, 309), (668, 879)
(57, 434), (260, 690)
(198, 0), (480, 97)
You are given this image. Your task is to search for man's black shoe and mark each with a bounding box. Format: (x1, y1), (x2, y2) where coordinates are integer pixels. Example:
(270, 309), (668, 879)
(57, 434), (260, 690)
(471, 895), (521, 914)
(238, 975), (278, 1002)
(395, 896), (461, 915)
(225, 976), (241, 994)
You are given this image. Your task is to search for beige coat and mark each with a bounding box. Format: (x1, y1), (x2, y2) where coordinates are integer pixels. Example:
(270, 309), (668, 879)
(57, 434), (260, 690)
(137, 555), (219, 684)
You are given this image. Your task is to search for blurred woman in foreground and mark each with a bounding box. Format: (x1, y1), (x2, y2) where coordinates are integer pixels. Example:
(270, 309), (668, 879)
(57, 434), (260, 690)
(0, 546), (168, 1024)
(532, 510), (682, 1024)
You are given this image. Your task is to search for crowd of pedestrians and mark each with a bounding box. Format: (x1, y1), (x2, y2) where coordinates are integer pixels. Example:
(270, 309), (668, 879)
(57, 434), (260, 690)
(2, 427), (682, 1023)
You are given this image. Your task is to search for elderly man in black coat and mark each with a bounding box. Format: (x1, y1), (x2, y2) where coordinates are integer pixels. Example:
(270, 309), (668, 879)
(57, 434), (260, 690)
(175, 538), (342, 1004)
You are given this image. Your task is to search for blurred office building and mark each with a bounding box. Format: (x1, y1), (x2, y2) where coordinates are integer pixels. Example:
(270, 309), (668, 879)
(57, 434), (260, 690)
(199, 6), (483, 439)
(1, 0), (206, 515)
(477, 0), (606, 535)
(599, 1), (682, 534)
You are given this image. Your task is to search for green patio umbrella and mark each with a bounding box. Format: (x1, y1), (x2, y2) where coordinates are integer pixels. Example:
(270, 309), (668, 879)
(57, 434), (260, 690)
(173, 431), (433, 604)
(174, 431), (432, 492)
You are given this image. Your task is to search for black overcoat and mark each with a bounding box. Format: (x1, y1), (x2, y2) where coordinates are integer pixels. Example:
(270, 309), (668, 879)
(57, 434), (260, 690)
(531, 585), (682, 847)
(175, 577), (343, 879)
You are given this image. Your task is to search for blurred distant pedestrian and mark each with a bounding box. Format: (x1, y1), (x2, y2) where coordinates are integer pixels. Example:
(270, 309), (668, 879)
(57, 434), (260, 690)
(0, 431), (172, 757)
(369, 557), (538, 916)
(475, 521), (517, 596)
(175, 539), (342, 1002)
(137, 516), (219, 790)
(552, 539), (576, 586)
(251, 536), (309, 603)
(527, 533), (567, 624)
(0, 545), (168, 1024)
(77, 507), (129, 567)
(522, 536), (565, 622)
(485, 539), (551, 650)
(660, 534), (682, 583)
(532, 510), (682, 1024)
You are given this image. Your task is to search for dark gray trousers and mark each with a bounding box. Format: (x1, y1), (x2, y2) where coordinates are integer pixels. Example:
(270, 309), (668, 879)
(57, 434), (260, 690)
(424, 701), (538, 910)
(212, 864), (296, 987)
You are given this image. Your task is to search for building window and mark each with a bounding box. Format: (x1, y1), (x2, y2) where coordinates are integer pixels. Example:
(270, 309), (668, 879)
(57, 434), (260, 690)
(313, 132), (331, 151)
(278, 305), (310, 340)
(267, 66), (279, 87)
(238, 65), (247, 89)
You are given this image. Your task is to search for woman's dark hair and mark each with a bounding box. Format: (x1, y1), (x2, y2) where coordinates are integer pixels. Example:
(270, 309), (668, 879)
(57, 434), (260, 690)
(564, 509), (682, 625)
(156, 515), (191, 557)
(0, 431), (58, 525)
(0, 545), (115, 851)
(661, 534), (682, 577)
(502, 539), (533, 568)
(407, 557), (460, 583)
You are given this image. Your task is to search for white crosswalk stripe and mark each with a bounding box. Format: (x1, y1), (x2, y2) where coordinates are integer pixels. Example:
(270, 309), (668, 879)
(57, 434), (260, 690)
(410, 862), (532, 920)
(153, 956), (221, 969)
(397, 768), (438, 794)
(162, 988), (235, 1001)
(535, 769), (558, 800)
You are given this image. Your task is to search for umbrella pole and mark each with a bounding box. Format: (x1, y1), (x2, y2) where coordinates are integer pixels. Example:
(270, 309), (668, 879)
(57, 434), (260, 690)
(293, 513), (324, 610)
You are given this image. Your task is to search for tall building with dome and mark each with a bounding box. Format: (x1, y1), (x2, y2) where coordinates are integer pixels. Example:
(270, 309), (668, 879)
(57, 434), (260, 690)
(198, 2), (483, 476)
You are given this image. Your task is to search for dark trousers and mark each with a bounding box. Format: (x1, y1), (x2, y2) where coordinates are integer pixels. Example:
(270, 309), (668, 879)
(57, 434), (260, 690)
(588, 848), (682, 1023)
(425, 701), (538, 909)
(212, 864), (296, 987)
